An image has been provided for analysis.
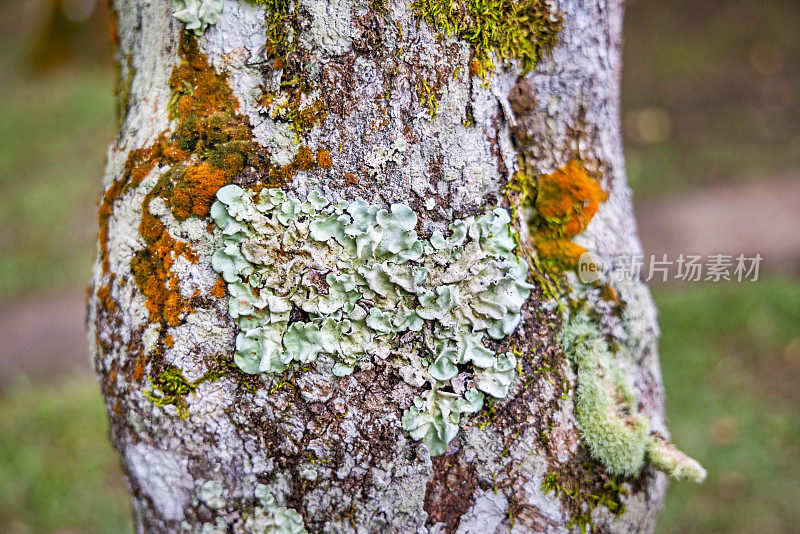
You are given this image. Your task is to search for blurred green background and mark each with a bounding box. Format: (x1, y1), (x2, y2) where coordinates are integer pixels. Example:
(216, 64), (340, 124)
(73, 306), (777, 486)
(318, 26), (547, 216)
(0, 0), (798, 532)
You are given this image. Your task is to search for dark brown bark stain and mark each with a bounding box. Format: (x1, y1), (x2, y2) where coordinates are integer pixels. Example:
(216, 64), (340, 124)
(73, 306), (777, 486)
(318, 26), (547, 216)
(423, 452), (487, 532)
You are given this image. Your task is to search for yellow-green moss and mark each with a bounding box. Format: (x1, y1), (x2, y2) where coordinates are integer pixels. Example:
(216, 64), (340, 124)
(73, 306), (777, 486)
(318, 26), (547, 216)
(411, 0), (561, 75)
(115, 53), (135, 129)
(542, 465), (630, 534)
(145, 363), (231, 414)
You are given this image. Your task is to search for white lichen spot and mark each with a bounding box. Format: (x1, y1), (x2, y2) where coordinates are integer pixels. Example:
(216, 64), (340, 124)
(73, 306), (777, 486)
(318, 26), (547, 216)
(264, 121), (300, 168)
(124, 443), (193, 521)
(298, 464), (318, 482)
(365, 138), (409, 176)
(455, 489), (508, 534)
(298, 0), (354, 56)
(142, 323), (162, 356)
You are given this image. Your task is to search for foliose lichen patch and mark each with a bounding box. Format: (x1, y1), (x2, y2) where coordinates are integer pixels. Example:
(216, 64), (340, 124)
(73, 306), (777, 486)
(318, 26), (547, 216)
(247, 483), (307, 533)
(172, 0), (224, 36)
(210, 185), (534, 454)
(195, 482), (307, 533)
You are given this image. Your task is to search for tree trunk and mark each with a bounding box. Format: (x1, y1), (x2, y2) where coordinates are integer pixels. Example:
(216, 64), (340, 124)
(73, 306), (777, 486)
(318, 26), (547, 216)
(89, 0), (702, 531)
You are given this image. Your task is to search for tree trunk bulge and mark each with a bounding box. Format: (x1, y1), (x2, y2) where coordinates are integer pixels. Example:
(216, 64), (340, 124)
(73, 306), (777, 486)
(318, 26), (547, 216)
(88, 0), (704, 531)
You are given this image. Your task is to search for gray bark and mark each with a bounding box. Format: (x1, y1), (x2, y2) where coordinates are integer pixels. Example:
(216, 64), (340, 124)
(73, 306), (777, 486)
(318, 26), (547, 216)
(88, 0), (673, 531)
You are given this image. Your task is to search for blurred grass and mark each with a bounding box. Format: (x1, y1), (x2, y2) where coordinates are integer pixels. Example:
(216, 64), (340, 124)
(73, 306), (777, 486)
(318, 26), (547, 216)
(0, 68), (114, 298)
(0, 373), (133, 533)
(0, 0), (114, 299)
(655, 277), (800, 533)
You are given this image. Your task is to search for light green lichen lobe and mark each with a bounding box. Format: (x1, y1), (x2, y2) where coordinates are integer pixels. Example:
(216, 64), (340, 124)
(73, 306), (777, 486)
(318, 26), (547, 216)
(249, 483), (307, 534)
(172, 0), (223, 36)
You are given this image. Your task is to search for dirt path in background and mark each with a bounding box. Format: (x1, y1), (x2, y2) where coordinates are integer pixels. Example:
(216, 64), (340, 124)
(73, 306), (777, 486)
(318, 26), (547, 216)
(1, 177), (798, 380)
(636, 175), (800, 271)
(0, 290), (89, 381)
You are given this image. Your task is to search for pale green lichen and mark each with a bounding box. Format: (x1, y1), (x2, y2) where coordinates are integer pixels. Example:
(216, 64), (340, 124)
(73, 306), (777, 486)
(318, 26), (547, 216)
(365, 138), (409, 176)
(249, 483), (307, 534)
(172, 0), (223, 36)
(199, 518), (228, 533)
(200, 480), (225, 509)
(401, 387), (484, 456)
(558, 311), (706, 482)
(210, 186), (533, 455)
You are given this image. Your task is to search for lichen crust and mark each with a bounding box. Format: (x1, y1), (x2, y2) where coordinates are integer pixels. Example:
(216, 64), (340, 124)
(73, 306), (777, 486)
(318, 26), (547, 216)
(210, 185), (534, 455)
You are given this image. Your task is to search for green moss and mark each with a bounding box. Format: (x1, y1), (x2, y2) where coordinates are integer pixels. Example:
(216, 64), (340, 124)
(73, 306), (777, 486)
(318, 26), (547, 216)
(542, 466), (629, 534)
(145, 363), (232, 414)
(260, 93), (327, 136)
(115, 53), (135, 129)
(415, 78), (440, 119)
(145, 365), (197, 412)
(558, 311), (706, 481)
(411, 0), (561, 75)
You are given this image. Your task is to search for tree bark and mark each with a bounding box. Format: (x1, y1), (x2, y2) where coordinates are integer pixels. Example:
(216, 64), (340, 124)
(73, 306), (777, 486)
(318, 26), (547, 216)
(88, 0), (692, 531)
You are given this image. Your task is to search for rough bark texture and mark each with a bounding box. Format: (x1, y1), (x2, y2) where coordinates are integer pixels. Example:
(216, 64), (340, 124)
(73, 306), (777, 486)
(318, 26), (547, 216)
(88, 0), (670, 531)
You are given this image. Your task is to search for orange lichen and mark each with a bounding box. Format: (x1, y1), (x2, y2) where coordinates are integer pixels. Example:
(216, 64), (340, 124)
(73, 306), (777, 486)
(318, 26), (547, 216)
(133, 359), (145, 381)
(535, 160), (607, 237)
(269, 144), (330, 183)
(96, 283), (118, 313)
(98, 144), (160, 274)
(535, 239), (587, 270)
(295, 145), (316, 171)
(168, 163), (230, 220)
(210, 277), (227, 298)
(468, 57), (483, 77)
(169, 38), (240, 127)
(164, 334), (175, 348)
(511, 159), (607, 271)
(316, 147), (332, 170)
(96, 33), (271, 328)
(131, 205), (198, 327)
